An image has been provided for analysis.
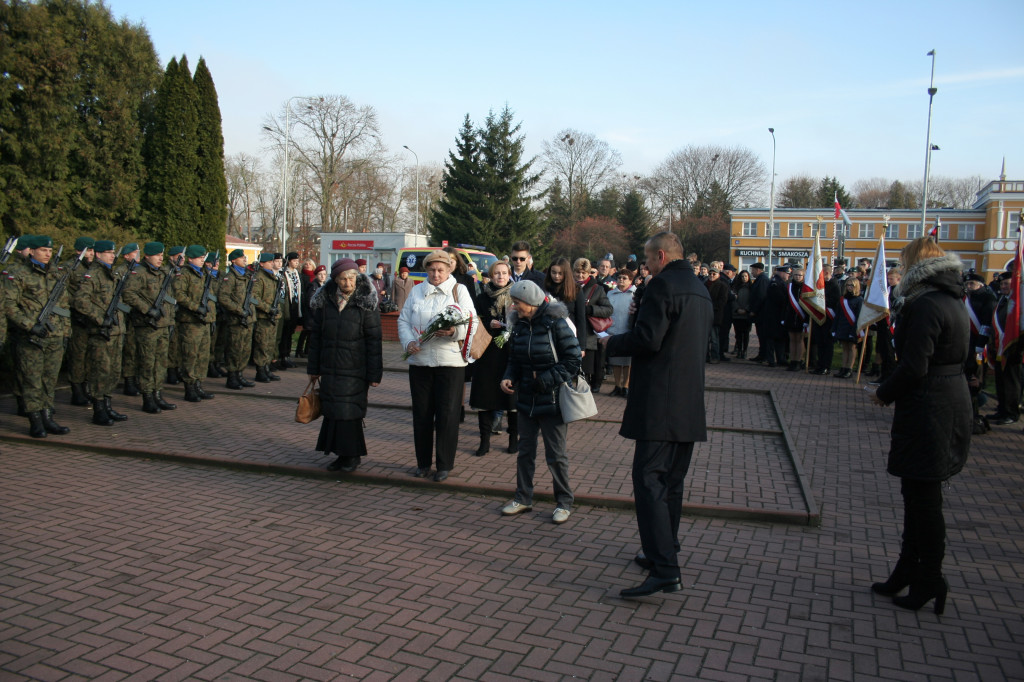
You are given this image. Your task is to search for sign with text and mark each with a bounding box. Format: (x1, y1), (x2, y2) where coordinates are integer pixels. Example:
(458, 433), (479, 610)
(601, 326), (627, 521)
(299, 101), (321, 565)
(331, 240), (374, 250)
(735, 248), (810, 258)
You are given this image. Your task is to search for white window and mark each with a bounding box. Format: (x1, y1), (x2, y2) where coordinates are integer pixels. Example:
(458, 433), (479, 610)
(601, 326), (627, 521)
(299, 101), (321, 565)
(937, 222), (950, 240)
(1009, 213), (1020, 238)
(768, 222), (781, 237)
(859, 223), (874, 239)
(906, 223), (922, 239)
(959, 223), (975, 240)
(788, 222), (803, 237)
(885, 223), (899, 239)
(742, 221), (757, 237)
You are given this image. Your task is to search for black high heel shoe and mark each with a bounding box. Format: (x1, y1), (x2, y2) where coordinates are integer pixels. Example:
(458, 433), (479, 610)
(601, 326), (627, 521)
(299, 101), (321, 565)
(871, 558), (915, 596)
(893, 576), (948, 615)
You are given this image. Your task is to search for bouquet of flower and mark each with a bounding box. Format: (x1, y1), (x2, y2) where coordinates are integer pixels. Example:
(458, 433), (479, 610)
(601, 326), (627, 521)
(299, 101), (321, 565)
(492, 329), (512, 348)
(402, 304), (472, 359)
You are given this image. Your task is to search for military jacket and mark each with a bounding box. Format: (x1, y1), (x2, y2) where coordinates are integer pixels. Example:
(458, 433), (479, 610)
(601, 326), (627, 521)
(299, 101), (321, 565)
(6, 256), (72, 338)
(219, 265), (255, 323)
(72, 261), (126, 336)
(122, 261), (176, 329)
(174, 264), (216, 324)
(203, 267), (218, 323)
(252, 267), (282, 321)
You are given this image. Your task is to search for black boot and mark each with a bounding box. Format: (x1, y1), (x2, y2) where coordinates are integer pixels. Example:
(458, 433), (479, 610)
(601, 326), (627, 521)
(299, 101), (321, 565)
(254, 365), (271, 383)
(474, 411), (491, 457)
(893, 575), (948, 615)
(104, 397), (128, 422)
(215, 363), (229, 378)
(506, 411), (519, 454)
(265, 364), (281, 381)
(27, 411), (46, 438)
(226, 372), (243, 390)
(238, 372), (255, 388)
(207, 362), (220, 379)
(184, 382), (202, 403)
(166, 368), (181, 385)
(91, 399), (114, 426)
(16, 396), (27, 417)
(154, 391), (176, 410)
(196, 381), (214, 400)
(872, 555), (916, 596)
(41, 408), (70, 435)
(70, 382), (90, 406)
(123, 376), (140, 397)
(142, 392), (162, 414)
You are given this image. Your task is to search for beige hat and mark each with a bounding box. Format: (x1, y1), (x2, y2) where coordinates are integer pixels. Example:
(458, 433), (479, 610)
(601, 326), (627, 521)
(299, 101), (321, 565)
(423, 249), (454, 269)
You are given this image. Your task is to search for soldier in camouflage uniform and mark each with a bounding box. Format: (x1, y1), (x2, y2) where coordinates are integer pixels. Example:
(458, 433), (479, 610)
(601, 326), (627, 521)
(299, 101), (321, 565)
(116, 243), (141, 396)
(219, 249), (257, 390)
(121, 242), (178, 414)
(165, 246), (186, 385)
(173, 245), (217, 403)
(72, 240), (129, 426)
(5, 235), (35, 416)
(205, 252), (228, 379)
(252, 252), (283, 383)
(6, 235), (73, 437)
(67, 236), (96, 406)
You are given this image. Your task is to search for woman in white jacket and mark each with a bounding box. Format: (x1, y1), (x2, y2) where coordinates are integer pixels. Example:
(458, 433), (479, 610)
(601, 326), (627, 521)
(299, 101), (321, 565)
(398, 250), (474, 482)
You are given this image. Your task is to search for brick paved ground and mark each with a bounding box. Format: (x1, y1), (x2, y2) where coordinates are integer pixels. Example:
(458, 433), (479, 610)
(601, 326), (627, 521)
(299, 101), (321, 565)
(2, 341), (1023, 680)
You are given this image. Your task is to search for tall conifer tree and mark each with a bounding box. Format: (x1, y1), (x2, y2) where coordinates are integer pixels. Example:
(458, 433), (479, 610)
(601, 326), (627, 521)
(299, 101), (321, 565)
(193, 57), (227, 250)
(619, 189), (652, 257)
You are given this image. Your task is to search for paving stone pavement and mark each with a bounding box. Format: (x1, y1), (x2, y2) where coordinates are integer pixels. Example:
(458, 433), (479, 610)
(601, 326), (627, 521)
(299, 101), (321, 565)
(1, 341), (1023, 680)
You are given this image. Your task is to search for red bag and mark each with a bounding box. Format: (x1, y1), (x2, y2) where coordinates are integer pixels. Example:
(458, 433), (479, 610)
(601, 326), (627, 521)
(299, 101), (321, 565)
(585, 285), (613, 333)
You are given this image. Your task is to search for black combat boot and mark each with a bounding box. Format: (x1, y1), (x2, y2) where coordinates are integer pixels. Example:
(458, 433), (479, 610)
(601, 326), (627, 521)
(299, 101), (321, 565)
(215, 363), (229, 377)
(166, 368), (181, 384)
(474, 411), (491, 457)
(91, 399), (114, 426)
(254, 365), (271, 383)
(195, 381), (215, 400)
(226, 372), (243, 390)
(208, 362), (220, 379)
(154, 391), (176, 410)
(16, 396), (27, 417)
(70, 382), (90, 406)
(238, 372), (255, 388)
(265, 364), (281, 381)
(142, 392), (162, 414)
(104, 397), (128, 422)
(184, 382), (202, 402)
(123, 376), (140, 396)
(27, 411), (46, 438)
(506, 411), (519, 454)
(41, 408), (70, 435)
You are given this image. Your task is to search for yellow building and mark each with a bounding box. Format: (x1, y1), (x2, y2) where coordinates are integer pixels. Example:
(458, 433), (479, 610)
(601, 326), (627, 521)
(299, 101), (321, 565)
(728, 178), (1023, 279)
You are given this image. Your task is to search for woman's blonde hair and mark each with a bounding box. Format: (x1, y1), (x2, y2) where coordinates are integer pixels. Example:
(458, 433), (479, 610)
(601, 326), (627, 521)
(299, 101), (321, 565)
(573, 257), (591, 273)
(488, 260), (511, 278)
(844, 278), (862, 296)
(901, 237), (945, 269)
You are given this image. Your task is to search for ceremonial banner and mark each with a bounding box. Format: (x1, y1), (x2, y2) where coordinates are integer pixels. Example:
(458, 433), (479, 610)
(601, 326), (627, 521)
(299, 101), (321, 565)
(857, 236), (890, 334)
(800, 227), (827, 325)
(998, 218), (1023, 362)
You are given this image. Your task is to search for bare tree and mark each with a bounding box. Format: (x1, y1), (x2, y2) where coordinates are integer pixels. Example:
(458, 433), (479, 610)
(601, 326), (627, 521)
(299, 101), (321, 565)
(225, 153), (263, 241)
(852, 177), (891, 208)
(541, 129), (622, 220)
(776, 175), (818, 208)
(928, 175), (986, 209)
(649, 145), (767, 220)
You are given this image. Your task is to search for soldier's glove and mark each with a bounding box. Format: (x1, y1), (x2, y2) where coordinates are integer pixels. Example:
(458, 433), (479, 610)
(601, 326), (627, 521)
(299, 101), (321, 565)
(197, 304), (208, 318)
(146, 306), (162, 321)
(30, 323), (49, 338)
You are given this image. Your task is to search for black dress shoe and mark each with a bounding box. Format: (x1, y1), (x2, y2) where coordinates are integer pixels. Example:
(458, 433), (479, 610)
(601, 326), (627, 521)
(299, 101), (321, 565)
(413, 467), (430, 478)
(619, 576), (682, 599)
(434, 470), (449, 482)
(327, 456), (358, 472)
(633, 552), (653, 570)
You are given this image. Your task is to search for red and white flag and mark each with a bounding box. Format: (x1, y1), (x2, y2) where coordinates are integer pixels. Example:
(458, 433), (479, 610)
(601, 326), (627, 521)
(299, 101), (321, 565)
(857, 236), (890, 334)
(801, 227), (827, 324)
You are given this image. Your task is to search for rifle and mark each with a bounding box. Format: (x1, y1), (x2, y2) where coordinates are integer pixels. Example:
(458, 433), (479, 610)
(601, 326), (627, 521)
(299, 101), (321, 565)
(30, 247), (86, 343)
(197, 251), (218, 319)
(270, 269), (286, 317)
(48, 245), (64, 274)
(0, 236), (16, 265)
(146, 262), (179, 328)
(240, 265), (259, 326)
(99, 256), (134, 340)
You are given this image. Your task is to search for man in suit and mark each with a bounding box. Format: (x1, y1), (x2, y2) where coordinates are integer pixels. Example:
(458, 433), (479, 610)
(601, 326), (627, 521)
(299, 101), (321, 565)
(748, 262), (769, 362)
(602, 231), (713, 598)
(508, 241), (546, 286)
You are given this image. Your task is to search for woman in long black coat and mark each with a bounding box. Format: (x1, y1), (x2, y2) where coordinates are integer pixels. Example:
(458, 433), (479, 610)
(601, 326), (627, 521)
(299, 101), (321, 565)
(470, 261), (516, 456)
(871, 238), (971, 615)
(307, 258), (383, 473)
(572, 258), (613, 392)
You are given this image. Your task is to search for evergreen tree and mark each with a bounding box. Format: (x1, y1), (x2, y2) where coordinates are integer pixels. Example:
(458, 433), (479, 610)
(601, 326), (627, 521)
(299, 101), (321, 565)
(814, 176), (853, 210)
(193, 57), (228, 251)
(143, 56), (200, 245)
(428, 115), (487, 247)
(587, 186), (621, 219)
(619, 189), (651, 257)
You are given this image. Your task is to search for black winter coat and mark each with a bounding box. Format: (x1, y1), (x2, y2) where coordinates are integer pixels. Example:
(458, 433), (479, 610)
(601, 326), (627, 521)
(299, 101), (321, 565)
(750, 272), (769, 317)
(705, 276), (730, 326)
(578, 279), (613, 350)
(781, 280), (808, 332)
(502, 300), (582, 419)
(876, 255), (971, 481)
(469, 285), (514, 411)
(605, 260), (712, 443)
(307, 275), (383, 421)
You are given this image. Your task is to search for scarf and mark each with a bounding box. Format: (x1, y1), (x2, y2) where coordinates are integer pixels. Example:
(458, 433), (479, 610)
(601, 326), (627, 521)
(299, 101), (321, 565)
(486, 281), (512, 320)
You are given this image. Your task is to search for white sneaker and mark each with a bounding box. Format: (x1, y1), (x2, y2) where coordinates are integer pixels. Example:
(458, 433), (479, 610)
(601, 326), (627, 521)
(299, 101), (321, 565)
(552, 508), (571, 524)
(501, 500), (532, 515)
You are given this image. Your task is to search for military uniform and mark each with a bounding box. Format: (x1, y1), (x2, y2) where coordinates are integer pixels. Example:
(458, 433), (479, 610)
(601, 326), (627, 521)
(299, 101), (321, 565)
(115, 252), (141, 395)
(7, 244), (72, 436)
(122, 248), (177, 413)
(2, 248), (30, 414)
(72, 252), (129, 425)
(251, 264), (283, 382)
(205, 260), (227, 378)
(219, 262), (256, 389)
(67, 258), (95, 404)
(173, 260), (216, 401)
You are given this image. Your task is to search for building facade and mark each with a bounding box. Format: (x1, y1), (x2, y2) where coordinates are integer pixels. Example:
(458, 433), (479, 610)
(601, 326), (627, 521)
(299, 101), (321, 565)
(728, 179), (1023, 278)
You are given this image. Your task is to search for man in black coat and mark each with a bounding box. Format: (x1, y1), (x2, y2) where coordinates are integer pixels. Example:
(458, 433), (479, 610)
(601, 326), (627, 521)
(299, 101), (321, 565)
(749, 262), (769, 361)
(602, 232), (713, 598)
(508, 241), (546, 287)
(811, 265), (841, 374)
(704, 266), (730, 363)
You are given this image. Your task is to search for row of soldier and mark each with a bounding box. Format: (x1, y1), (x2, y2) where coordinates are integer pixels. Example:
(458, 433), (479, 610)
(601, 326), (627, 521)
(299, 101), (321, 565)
(1, 235), (297, 438)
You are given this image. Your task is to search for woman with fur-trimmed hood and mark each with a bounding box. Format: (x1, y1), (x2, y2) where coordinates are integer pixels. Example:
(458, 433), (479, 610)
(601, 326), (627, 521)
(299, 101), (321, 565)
(307, 258), (383, 473)
(869, 238), (971, 615)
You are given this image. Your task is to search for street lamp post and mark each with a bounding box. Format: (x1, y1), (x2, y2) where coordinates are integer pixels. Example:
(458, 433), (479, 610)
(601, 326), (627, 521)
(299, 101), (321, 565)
(402, 145), (419, 235)
(767, 127), (776, 268)
(921, 50), (937, 234)
(280, 95), (306, 255)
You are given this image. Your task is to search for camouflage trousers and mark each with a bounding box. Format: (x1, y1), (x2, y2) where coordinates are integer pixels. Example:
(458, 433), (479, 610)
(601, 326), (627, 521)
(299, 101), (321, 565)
(15, 333), (64, 412)
(167, 323), (180, 371)
(253, 317), (279, 366)
(225, 322), (254, 372)
(87, 332), (124, 398)
(133, 325), (169, 394)
(211, 320), (226, 365)
(122, 324), (137, 379)
(178, 321), (211, 385)
(67, 324), (89, 383)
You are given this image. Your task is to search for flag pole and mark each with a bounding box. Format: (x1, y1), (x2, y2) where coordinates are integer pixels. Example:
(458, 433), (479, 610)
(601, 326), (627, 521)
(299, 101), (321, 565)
(855, 334), (869, 384)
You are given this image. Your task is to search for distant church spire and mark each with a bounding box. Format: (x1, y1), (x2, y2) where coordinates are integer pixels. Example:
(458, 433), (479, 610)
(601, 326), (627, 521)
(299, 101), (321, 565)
(1000, 157), (1006, 181)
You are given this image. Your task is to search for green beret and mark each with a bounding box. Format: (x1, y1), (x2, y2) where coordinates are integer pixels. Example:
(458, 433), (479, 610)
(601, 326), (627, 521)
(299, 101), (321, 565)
(15, 235), (34, 250)
(30, 235), (53, 249)
(205, 251), (219, 264)
(168, 245), (185, 256)
(120, 242), (139, 256)
(228, 248), (244, 261)
(93, 240), (116, 253)
(185, 245), (206, 259)
(74, 236), (95, 251)
(259, 252), (275, 263)
(143, 241), (164, 256)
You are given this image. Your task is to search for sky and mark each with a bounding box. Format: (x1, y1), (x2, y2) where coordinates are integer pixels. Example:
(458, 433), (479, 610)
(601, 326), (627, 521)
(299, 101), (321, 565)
(107, 0), (1024, 193)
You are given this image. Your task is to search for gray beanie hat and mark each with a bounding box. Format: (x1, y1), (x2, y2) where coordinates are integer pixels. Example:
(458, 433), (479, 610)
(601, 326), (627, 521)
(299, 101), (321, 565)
(509, 279), (546, 307)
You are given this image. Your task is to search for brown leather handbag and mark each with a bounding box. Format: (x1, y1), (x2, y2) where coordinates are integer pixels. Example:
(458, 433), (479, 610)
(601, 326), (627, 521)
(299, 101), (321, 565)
(295, 377), (321, 423)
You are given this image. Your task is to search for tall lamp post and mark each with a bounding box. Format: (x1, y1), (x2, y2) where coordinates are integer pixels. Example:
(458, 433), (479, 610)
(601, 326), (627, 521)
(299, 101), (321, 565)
(767, 127), (776, 268)
(279, 95), (306, 255)
(403, 145), (419, 235)
(921, 50), (937, 234)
